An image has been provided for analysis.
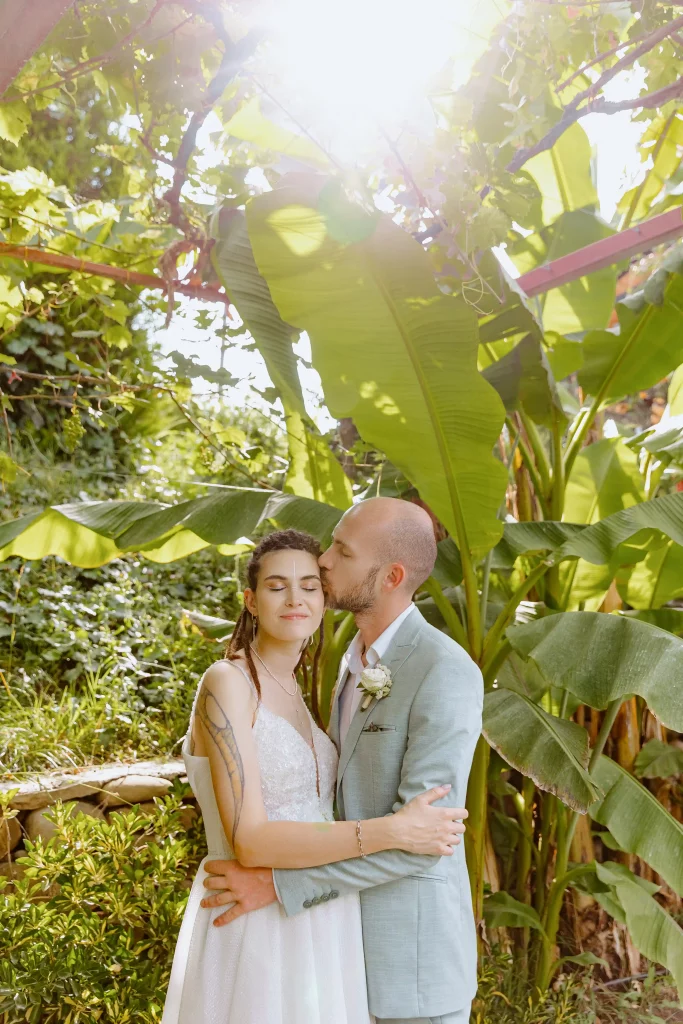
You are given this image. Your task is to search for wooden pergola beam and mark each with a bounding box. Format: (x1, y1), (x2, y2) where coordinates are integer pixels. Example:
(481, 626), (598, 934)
(3, 207), (681, 315)
(0, 0), (75, 97)
(517, 208), (683, 298)
(0, 243), (231, 306)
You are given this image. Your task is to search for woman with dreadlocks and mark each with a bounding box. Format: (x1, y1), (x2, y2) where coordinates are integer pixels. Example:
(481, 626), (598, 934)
(161, 529), (460, 1024)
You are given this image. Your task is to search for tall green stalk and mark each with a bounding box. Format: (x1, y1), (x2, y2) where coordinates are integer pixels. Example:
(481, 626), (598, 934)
(319, 611), (356, 726)
(533, 697), (624, 994)
(466, 734), (491, 921)
(421, 576), (468, 649)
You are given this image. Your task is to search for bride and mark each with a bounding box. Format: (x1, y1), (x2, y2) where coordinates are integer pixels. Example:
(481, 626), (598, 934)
(161, 529), (463, 1024)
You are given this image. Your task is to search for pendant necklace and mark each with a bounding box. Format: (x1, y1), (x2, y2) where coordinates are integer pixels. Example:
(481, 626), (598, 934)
(250, 644), (321, 798)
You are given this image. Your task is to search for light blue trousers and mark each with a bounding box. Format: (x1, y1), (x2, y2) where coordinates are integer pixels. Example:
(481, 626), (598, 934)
(376, 1003), (472, 1024)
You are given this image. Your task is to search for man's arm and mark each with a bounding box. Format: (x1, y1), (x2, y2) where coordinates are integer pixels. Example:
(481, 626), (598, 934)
(273, 651), (483, 917)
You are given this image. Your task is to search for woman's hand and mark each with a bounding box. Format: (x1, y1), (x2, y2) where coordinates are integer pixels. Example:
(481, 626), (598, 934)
(391, 784), (467, 855)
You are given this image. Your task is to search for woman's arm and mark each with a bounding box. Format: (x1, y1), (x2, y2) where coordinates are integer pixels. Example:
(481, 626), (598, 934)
(196, 662), (460, 870)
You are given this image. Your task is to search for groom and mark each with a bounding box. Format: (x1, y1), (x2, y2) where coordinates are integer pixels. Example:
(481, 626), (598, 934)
(202, 496), (484, 1023)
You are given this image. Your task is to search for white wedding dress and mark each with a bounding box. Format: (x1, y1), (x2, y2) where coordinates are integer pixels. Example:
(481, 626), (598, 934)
(161, 660), (373, 1024)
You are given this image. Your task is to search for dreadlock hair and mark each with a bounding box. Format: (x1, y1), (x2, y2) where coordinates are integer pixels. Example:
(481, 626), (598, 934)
(224, 529), (326, 727)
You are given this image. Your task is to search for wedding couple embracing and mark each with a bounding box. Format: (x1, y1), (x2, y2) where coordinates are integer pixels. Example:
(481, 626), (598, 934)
(161, 496), (483, 1024)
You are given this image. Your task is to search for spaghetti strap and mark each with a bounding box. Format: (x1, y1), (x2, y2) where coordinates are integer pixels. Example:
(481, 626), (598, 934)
(227, 659), (261, 706)
(184, 659), (260, 755)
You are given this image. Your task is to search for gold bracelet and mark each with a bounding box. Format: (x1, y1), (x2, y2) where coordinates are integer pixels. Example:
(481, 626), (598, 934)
(355, 819), (366, 858)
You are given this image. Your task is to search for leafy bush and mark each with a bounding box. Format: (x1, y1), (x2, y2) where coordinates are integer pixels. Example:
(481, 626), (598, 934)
(0, 543), (242, 773)
(0, 784), (205, 1023)
(473, 946), (679, 1024)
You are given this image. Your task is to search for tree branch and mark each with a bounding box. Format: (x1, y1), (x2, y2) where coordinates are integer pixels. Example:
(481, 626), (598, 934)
(161, 29), (263, 235)
(557, 35), (637, 93)
(569, 14), (683, 109)
(507, 75), (683, 174)
(1, 0), (172, 104)
(507, 14), (683, 174)
(0, 242), (230, 305)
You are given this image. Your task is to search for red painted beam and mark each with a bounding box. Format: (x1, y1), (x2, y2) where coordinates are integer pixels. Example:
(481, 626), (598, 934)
(517, 208), (683, 298)
(0, 0), (74, 97)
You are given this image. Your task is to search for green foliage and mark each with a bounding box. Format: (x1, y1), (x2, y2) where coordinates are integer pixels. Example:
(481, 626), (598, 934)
(246, 176), (507, 559)
(589, 756), (683, 896)
(508, 612), (683, 732)
(483, 688), (598, 812)
(634, 738), (683, 780)
(0, 786), (205, 1023)
(0, 546), (239, 772)
(3, 0), (683, 1008)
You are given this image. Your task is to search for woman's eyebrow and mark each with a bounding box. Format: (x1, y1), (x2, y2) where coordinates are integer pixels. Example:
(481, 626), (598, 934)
(263, 573), (321, 582)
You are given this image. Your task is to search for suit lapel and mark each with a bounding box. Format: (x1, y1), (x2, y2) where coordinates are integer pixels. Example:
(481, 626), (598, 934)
(327, 656), (351, 753)
(336, 609), (422, 798)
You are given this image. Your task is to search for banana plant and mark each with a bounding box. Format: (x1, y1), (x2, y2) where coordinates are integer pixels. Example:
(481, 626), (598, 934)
(2, 173), (683, 1000)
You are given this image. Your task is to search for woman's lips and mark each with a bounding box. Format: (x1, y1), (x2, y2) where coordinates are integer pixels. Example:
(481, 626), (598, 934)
(281, 614), (309, 620)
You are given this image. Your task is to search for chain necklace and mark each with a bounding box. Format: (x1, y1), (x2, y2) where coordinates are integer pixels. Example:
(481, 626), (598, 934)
(250, 644), (298, 695)
(249, 643), (321, 798)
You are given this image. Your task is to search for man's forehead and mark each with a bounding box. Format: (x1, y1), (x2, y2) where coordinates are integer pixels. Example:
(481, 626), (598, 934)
(334, 509), (375, 541)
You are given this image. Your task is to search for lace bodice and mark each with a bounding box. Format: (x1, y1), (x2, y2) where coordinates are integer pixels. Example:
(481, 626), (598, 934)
(182, 659), (338, 858)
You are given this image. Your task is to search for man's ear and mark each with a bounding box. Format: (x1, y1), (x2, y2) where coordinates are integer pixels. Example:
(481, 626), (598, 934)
(384, 563), (407, 592)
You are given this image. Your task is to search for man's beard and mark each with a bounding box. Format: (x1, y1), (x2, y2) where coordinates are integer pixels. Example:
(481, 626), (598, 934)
(322, 565), (380, 614)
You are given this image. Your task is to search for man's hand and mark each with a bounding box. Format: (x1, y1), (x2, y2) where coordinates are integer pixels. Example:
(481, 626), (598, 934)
(201, 859), (278, 927)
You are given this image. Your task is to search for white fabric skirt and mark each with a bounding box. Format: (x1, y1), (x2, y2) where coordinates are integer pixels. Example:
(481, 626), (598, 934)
(161, 856), (374, 1024)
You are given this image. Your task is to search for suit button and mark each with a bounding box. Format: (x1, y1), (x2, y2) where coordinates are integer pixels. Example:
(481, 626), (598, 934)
(311, 896), (321, 905)
(321, 893), (330, 902)
(330, 890), (339, 899)
(303, 900), (312, 908)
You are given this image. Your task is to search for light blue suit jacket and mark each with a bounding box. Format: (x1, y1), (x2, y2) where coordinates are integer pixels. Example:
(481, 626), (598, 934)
(274, 606), (483, 1020)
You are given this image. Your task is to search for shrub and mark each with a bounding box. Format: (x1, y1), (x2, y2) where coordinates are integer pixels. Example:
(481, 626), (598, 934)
(0, 783), (204, 1023)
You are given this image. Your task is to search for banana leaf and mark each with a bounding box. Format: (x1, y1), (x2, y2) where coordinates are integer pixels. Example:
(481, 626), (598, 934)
(509, 209), (616, 334)
(493, 492), (683, 571)
(579, 263), (683, 405)
(595, 861), (683, 1000)
(634, 739), (683, 780)
(620, 607), (683, 636)
(589, 755), (683, 895)
(483, 688), (599, 811)
(671, 363), (683, 416)
(481, 334), (566, 427)
(211, 207), (352, 509)
(483, 890), (546, 934)
(0, 489), (342, 566)
(508, 612), (683, 731)
(558, 437), (644, 610)
(246, 175), (507, 559)
(617, 539), (683, 609)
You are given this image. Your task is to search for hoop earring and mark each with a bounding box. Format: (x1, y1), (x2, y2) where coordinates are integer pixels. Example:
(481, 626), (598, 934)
(252, 615), (258, 642)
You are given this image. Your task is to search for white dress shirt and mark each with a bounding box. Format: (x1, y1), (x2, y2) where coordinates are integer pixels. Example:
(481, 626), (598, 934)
(338, 603), (416, 746)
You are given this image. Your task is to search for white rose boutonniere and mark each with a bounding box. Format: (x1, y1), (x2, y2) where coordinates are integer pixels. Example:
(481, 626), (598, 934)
(359, 663), (392, 710)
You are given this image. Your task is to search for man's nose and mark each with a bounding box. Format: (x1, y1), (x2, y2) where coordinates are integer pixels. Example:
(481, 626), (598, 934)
(319, 547), (332, 569)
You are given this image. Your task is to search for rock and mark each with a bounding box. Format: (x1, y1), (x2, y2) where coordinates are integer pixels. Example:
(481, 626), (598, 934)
(100, 775), (172, 808)
(1, 759), (186, 810)
(0, 860), (26, 884)
(24, 800), (105, 843)
(178, 803), (198, 831)
(0, 816), (21, 858)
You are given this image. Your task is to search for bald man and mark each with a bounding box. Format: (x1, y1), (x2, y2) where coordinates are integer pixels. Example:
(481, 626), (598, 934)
(202, 497), (483, 1023)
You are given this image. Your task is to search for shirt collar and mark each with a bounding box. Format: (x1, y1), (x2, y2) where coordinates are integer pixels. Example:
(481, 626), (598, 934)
(345, 603), (416, 676)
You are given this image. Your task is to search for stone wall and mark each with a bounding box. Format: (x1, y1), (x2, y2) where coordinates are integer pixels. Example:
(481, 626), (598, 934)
(0, 759), (197, 879)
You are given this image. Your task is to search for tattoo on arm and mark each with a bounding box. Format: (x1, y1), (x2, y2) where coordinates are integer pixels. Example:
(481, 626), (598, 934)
(197, 686), (245, 849)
